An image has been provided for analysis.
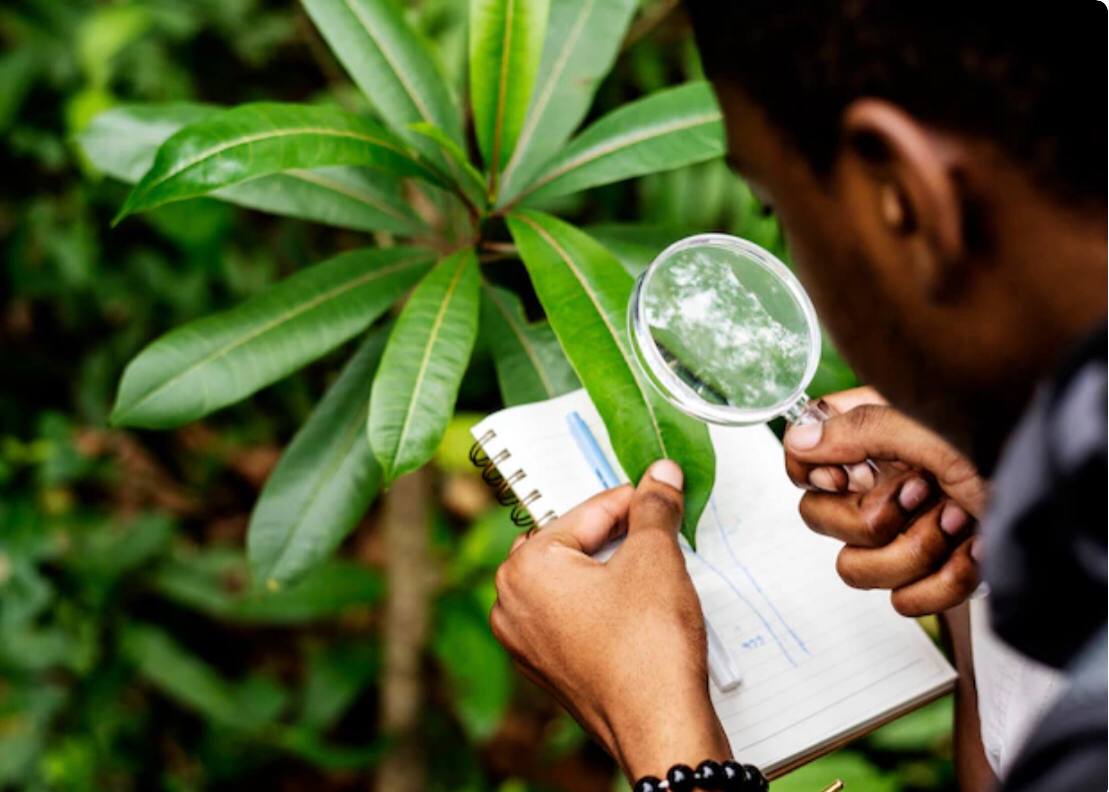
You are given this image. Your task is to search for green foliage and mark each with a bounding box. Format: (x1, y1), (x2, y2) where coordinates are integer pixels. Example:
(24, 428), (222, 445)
(369, 249), (481, 482)
(87, 0), (734, 562)
(506, 210), (714, 543)
(469, 0), (549, 191)
(1, 1), (903, 789)
(248, 330), (388, 588)
(111, 247), (434, 428)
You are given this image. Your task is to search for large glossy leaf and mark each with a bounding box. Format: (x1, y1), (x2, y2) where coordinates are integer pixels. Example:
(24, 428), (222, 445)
(584, 223), (693, 276)
(506, 210), (714, 542)
(111, 247), (433, 429)
(79, 103), (424, 233)
(511, 82), (725, 206)
(480, 283), (578, 406)
(114, 102), (440, 222)
(469, 0), (549, 192)
(301, 0), (463, 148)
(369, 250), (480, 482)
(248, 331), (387, 589)
(498, 0), (638, 201)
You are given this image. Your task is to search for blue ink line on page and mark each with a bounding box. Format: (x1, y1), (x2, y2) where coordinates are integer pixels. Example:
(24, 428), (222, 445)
(710, 498), (810, 656)
(566, 411), (620, 489)
(682, 541), (797, 668)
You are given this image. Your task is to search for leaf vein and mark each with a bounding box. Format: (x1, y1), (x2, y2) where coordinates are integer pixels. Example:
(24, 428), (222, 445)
(120, 255), (429, 417)
(515, 214), (667, 456)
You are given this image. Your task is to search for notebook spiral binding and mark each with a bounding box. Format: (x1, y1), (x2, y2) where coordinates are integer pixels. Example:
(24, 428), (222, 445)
(469, 429), (557, 529)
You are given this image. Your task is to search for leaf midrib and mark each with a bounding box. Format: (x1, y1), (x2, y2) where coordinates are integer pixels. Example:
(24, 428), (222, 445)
(284, 169), (415, 225)
(117, 255), (429, 418)
(514, 213), (667, 456)
(501, 0), (594, 187)
(263, 397), (370, 584)
(519, 111), (720, 201)
(392, 256), (470, 465)
(485, 285), (557, 397)
(488, 0), (518, 193)
(138, 125), (406, 198)
(341, 0), (437, 127)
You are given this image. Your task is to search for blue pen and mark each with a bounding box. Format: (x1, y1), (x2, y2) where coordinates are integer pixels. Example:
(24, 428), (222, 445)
(567, 411), (621, 489)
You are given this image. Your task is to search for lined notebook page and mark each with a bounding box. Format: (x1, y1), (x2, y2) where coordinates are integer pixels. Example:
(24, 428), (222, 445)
(472, 390), (955, 774)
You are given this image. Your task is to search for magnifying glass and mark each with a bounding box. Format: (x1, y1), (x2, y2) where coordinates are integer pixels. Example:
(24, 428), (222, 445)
(628, 233), (883, 485)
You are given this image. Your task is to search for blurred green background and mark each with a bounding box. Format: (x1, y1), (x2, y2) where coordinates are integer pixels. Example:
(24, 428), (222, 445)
(0, 1), (953, 789)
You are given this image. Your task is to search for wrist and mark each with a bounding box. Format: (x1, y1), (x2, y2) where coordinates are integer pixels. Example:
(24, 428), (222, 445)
(613, 698), (732, 781)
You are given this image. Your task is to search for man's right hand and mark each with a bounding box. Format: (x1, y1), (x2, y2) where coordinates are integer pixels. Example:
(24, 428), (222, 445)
(783, 388), (990, 616)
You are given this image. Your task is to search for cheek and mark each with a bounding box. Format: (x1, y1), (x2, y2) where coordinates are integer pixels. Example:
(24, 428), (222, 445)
(775, 201), (914, 389)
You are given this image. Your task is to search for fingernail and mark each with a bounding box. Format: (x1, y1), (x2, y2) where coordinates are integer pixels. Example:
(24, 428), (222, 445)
(970, 536), (983, 563)
(847, 462), (875, 491)
(786, 421), (823, 450)
(898, 477), (929, 511)
(940, 502), (969, 535)
(809, 467), (839, 491)
(649, 459), (683, 490)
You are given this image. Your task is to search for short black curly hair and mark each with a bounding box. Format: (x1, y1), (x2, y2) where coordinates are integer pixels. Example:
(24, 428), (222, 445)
(686, 0), (1106, 205)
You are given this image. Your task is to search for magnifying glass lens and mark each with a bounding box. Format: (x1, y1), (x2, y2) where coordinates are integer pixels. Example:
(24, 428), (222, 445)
(629, 234), (822, 426)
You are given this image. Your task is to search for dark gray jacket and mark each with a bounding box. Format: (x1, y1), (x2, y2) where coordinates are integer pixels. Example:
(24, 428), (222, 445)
(982, 328), (1107, 791)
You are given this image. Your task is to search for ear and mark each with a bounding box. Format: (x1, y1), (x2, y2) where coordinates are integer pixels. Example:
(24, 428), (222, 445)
(837, 99), (968, 300)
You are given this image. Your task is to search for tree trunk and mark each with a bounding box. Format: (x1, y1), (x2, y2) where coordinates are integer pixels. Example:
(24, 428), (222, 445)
(375, 466), (434, 792)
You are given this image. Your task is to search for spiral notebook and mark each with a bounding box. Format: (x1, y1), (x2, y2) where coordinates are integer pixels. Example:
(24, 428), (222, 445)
(470, 389), (956, 777)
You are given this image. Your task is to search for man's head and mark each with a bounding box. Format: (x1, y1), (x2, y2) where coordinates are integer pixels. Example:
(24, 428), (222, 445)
(687, 1), (1107, 469)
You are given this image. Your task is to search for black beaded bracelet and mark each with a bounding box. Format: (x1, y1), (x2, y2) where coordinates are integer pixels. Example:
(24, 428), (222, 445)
(633, 759), (768, 792)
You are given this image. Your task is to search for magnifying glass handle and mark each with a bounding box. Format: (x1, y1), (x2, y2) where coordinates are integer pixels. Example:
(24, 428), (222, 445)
(787, 395), (891, 490)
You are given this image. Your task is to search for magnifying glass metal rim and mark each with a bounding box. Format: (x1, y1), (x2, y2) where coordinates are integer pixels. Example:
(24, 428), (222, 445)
(628, 233), (823, 426)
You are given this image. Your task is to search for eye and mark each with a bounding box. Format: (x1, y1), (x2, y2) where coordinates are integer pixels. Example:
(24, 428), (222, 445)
(755, 199), (775, 218)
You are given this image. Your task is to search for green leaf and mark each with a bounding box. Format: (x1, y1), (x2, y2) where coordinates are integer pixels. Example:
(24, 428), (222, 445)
(301, 0), (464, 147)
(584, 223), (694, 276)
(114, 102), (440, 222)
(770, 751), (898, 792)
(469, 0), (549, 193)
(498, 0), (638, 201)
(248, 331), (387, 589)
(408, 121), (488, 208)
(111, 247), (433, 429)
(149, 550), (383, 624)
(507, 210), (714, 542)
(432, 591), (512, 742)
(299, 641), (379, 732)
(480, 283), (579, 406)
(369, 250), (480, 482)
(511, 82), (725, 206)
(78, 103), (425, 234)
(120, 623), (253, 729)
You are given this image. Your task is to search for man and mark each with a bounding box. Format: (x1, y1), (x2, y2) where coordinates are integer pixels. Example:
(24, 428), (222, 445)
(488, 2), (1107, 789)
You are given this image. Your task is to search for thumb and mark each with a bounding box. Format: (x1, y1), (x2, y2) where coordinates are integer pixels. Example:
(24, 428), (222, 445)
(626, 459), (685, 540)
(540, 484), (634, 554)
(784, 404), (986, 514)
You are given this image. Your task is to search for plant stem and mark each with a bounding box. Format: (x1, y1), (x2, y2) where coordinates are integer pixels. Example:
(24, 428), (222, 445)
(375, 466), (435, 792)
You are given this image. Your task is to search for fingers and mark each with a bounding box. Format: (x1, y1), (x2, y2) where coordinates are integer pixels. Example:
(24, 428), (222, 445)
(538, 484), (634, 554)
(819, 386), (889, 413)
(835, 501), (974, 589)
(784, 403), (986, 514)
(798, 471), (936, 545)
(799, 470), (932, 547)
(626, 459), (685, 540)
(889, 539), (980, 616)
